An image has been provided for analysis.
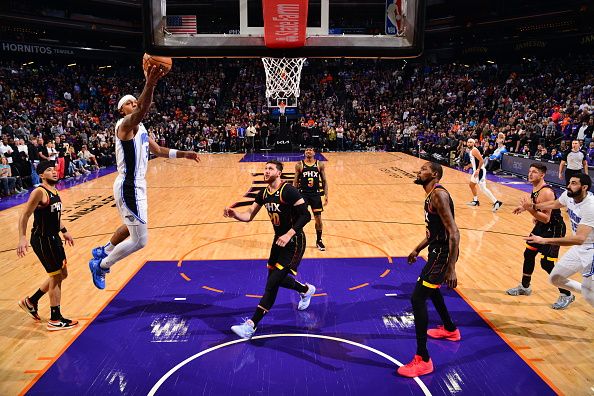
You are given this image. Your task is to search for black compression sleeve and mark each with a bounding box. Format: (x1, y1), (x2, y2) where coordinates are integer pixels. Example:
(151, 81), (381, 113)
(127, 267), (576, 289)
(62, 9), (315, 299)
(292, 203), (311, 232)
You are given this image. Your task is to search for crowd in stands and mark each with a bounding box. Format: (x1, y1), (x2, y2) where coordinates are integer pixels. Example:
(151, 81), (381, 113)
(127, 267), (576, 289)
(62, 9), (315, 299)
(0, 55), (592, 197)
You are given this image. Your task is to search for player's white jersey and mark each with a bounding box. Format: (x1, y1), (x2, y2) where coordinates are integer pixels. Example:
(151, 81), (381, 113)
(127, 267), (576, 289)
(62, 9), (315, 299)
(558, 191), (594, 243)
(115, 119), (150, 180)
(469, 147), (485, 173)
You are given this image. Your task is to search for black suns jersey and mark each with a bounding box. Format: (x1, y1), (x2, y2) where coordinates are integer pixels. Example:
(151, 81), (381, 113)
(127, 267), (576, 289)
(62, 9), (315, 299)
(531, 185), (564, 227)
(424, 185), (455, 245)
(299, 160), (322, 196)
(32, 186), (62, 236)
(256, 182), (304, 236)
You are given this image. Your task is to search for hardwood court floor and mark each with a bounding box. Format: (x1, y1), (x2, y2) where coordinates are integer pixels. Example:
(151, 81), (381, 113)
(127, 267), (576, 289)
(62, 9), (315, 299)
(0, 152), (592, 395)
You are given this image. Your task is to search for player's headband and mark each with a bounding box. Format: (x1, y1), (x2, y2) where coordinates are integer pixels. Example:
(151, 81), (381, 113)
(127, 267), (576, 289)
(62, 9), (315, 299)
(118, 95), (137, 110)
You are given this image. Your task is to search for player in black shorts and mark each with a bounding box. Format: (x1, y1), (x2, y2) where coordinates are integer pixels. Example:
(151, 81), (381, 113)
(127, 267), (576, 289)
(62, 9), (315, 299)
(294, 146), (328, 250)
(510, 163), (574, 309)
(16, 161), (78, 331)
(399, 162), (460, 378)
(224, 160), (316, 339)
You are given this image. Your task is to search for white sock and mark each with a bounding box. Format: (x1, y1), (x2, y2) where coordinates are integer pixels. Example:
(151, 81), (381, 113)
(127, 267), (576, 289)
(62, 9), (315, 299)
(100, 224), (148, 269)
(473, 196), (478, 201)
(479, 182), (498, 204)
(104, 242), (114, 254)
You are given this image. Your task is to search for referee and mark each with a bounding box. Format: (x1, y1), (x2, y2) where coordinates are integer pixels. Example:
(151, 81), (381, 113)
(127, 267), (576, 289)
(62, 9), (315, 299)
(559, 140), (588, 186)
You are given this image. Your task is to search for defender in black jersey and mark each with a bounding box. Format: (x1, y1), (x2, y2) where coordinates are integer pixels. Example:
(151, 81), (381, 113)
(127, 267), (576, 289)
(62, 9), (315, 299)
(398, 162), (460, 378)
(510, 163), (574, 309)
(17, 161), (78, 331)
(225, 160), (316, 339)
(294, 147), (329, 251)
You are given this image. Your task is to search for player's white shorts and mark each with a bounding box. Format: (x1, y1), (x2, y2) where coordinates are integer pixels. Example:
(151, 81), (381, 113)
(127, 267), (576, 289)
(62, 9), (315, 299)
(557, 244), (594, 278)
(113, 175), (148, 225)
(470, 168), (486, 184)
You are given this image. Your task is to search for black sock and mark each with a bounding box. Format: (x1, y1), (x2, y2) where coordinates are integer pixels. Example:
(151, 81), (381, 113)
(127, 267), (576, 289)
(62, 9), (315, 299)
(50, 305), (61, 321)
(280, 276), (308, 294)
(521, 249), (537, 288)
(416, 347), (430, 362)
(316, 229), (322, 242)
(412, 282), (431, 362)
(29, 289), (45, 305)
(250, 306), (267, 327)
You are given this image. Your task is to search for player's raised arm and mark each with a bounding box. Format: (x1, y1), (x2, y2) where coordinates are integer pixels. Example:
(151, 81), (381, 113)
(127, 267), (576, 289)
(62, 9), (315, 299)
(118, 66), (165, 139)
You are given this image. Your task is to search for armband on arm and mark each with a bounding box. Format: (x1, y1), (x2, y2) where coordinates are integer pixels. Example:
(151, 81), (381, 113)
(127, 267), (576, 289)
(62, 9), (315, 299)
(169, 149), (178, 159)
(292, 203), (311, 233)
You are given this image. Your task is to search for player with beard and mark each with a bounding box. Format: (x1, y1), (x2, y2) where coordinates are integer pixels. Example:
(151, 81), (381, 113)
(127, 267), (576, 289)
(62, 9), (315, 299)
(398, 161), (460, 378)
(465, 138), (503, 211)
(224, 160), (316, 339)
(524, 173), (594, 308)
(17, 161), (78, 330)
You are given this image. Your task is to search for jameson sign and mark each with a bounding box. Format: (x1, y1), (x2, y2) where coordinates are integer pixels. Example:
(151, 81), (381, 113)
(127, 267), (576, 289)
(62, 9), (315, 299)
(0, 41), (137, 59)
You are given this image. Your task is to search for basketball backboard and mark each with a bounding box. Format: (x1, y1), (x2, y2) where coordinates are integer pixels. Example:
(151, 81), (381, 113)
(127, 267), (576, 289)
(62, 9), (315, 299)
(143, 0), (425, 58)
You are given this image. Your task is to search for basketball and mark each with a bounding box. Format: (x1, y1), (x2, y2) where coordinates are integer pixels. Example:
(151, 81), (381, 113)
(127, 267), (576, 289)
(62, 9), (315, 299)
(142, 53), (172, 76)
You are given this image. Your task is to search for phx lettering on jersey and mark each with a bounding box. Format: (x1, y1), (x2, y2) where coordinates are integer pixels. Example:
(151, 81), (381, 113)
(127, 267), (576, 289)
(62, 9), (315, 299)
(231, 173), (296, 208)
(50, 201), (62, 213)
(302, 170), (319, 178)
(265, 202), (281, 212)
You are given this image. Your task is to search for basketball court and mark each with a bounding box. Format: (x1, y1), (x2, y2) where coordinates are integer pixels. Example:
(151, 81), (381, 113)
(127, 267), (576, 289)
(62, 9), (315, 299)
(2, 152), (592, 395)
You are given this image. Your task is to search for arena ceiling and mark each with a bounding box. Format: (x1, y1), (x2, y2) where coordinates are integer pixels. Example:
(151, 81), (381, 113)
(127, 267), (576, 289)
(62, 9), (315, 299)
(0, 0), (591, 59)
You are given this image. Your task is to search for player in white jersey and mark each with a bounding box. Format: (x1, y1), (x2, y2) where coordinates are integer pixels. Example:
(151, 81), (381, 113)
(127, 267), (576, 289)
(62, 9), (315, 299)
(88, 65), (200, 290)
(524, 173), (594, 308)
(464, 138), (503, 212)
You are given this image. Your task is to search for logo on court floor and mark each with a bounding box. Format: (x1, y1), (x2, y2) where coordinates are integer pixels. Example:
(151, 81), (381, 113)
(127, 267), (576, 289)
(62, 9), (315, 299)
(62, 195), (115, 222)
(231, 172), (296, 208)
(379, 166), (416, 179)
(150, 315), (189, 343)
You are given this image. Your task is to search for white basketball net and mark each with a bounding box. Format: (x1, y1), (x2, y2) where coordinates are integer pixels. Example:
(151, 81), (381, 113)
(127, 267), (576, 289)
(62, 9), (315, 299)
(262, 57), (306, 108)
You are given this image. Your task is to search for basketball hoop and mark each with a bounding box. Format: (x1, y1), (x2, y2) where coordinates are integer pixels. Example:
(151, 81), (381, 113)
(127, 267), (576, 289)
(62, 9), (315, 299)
(262, 57), (306, 108)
